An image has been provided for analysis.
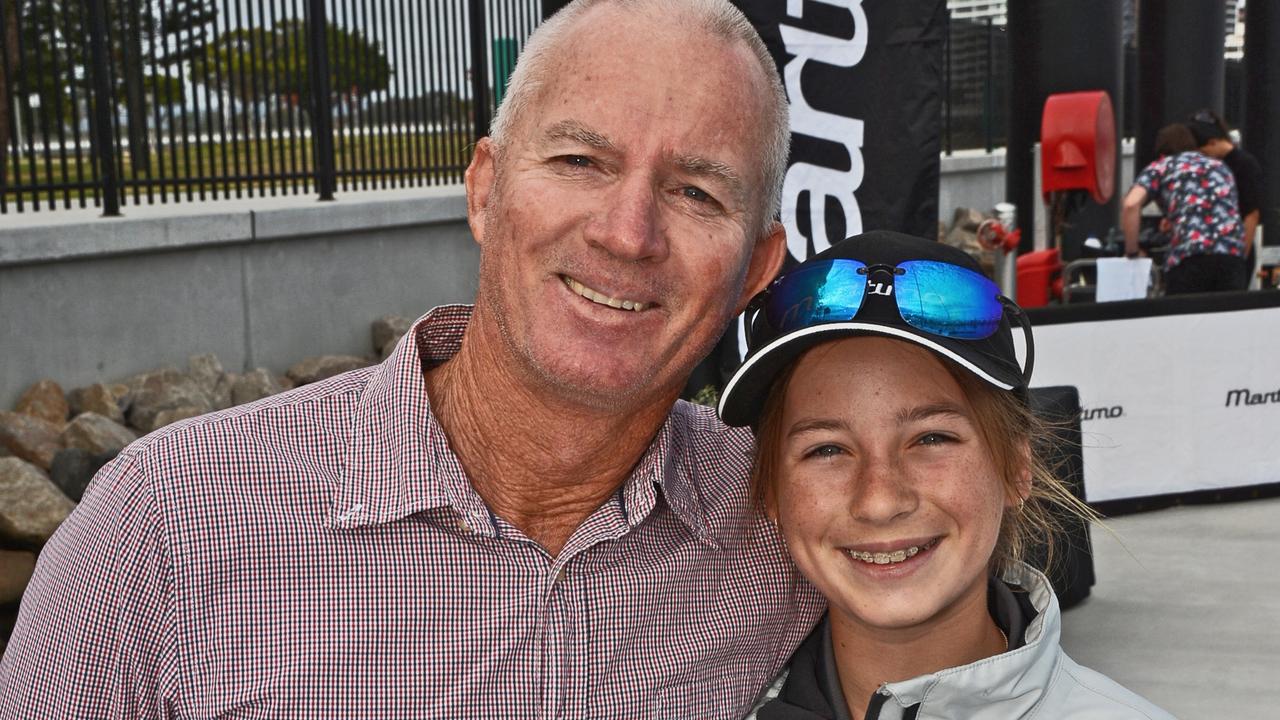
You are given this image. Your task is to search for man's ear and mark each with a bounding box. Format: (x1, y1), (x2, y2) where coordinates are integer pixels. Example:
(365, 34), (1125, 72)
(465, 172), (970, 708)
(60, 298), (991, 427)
(465, 137), (497, 245)
(735, 221), (788, 316)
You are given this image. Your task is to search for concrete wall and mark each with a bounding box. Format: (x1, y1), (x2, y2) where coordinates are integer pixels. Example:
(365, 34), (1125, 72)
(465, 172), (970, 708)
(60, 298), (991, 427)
(938, 149), (1014, 222)
(1, 188), (479, 408)
(938, 141), (1138, 248)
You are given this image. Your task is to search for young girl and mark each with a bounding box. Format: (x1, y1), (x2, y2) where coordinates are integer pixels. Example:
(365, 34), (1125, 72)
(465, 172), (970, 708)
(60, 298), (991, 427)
(719, 231), (1174, 719)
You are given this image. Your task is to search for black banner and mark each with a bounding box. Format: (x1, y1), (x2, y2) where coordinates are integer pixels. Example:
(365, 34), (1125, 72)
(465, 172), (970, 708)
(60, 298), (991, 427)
(736, 0), (946, 258)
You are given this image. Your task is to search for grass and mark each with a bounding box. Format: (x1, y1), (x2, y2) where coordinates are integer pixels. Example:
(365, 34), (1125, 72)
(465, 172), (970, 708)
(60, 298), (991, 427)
(1, 130), (474, 211)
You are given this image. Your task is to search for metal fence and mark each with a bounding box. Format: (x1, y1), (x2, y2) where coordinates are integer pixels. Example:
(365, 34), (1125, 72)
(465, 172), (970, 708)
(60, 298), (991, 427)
(5, 6), (1250, 214)
(942, 16), (1008, 155)
(0, 0), (540, 214)
(941, 14), (1249, 156)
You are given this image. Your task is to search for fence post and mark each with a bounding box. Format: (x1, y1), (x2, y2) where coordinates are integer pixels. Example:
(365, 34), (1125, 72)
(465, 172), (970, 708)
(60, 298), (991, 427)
(306, 0), (336, 201)
(85, 0), (121, 216)
(943, 10), (952, 155)
(984, 16), (994, 153)
(469, 0), (491, 141)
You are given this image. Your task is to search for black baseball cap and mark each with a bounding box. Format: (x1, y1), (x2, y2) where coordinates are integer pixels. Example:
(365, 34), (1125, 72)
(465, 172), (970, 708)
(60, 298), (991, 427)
(1187, 119), (1228, 146)
(717, 230), (1032, 428)
(1186, 109), (1229, 146)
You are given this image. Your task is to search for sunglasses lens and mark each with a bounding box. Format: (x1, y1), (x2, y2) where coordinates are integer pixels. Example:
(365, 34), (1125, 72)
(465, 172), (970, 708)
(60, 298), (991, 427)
(895, 261), (1004, 339)
(765, 259), (868, 333)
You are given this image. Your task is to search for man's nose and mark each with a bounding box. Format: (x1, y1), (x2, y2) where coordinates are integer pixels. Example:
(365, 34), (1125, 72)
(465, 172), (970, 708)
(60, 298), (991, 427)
(849, 456), (917, 524)
(585, 174), (668, 263)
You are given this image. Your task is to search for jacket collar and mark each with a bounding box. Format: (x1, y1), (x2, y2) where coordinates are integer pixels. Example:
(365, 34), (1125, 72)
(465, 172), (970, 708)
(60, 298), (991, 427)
(755, 563), (1061, 720)
(871, 563), (1062, 719)
(326, 304), (712, 543)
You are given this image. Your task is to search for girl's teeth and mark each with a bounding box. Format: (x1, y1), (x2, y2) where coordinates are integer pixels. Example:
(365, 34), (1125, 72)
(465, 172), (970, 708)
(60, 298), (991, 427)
(848, 544), (925, 565)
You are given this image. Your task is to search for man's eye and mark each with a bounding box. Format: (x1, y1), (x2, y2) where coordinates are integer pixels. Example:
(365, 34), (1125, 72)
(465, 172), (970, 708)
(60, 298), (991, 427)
(561, 155), (592, 168)
(682, 186), (713, 203)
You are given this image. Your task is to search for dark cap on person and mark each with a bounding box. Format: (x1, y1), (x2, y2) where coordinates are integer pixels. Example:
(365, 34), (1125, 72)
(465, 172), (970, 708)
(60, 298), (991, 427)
(1186, 120), (1228, 146)
(1186, 109), (1229, 146)
(717, 230), (1029, 428)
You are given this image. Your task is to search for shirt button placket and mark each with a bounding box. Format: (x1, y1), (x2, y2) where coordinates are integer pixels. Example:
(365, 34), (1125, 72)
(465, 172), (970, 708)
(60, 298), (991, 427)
(541, 561), (577, 719)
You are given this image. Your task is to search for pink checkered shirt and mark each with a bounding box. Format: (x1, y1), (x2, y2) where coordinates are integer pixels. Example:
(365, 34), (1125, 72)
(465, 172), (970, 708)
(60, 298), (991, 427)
(2, 305), (823, 719)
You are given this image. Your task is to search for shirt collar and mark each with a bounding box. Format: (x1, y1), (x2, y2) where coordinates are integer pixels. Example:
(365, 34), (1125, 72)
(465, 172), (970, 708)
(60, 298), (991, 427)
(618, 402), (717, 546)
(327, 304), (713, 544)
(327, 304), (472, 529)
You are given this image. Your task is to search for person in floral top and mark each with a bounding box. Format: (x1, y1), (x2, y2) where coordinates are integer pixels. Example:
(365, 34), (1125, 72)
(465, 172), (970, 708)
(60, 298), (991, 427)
(1122, 123), (1249, 294)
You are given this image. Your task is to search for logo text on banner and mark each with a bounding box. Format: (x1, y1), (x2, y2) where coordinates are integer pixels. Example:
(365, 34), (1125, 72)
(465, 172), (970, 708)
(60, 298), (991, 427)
(780, 0), (867, 259)
(1225, 387), (1280, 407)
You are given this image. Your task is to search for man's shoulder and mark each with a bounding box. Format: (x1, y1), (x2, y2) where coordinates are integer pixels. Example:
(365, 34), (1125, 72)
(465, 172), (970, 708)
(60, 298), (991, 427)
(662, 399), (758, 518)
(104, 365), (377, 500)
(667, 399), (755, 456)
(1225, 147), (1265, 190)
(1226, 146), (1263, 173)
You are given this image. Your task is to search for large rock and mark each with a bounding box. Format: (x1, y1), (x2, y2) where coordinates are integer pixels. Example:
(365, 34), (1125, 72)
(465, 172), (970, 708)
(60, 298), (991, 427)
(209, 373), (235, 411)
(943, 207), (996, 276)
(188, 354), (232, 409)
(50, 447), (115, 502)
(286, 356), (371, 385)
(68, 383), (127, 424)
(121, 365), (180, 404)
(0, 411), (63, 470)
(0, 550), (37, 605)
(61, 412), (138, 455)
(0, 458), (75, 547)
(231, 369), (285, 406)
(372, 315), (413, 356)
(126, 368), (213, 434)
(14, 380), (69, 426)
(188, 353), (223, 393)
(150, 406), (207, 430)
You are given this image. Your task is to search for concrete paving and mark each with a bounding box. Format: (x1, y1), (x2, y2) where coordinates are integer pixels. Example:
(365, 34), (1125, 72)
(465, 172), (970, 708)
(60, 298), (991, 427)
(1059, 497), (1280, 718)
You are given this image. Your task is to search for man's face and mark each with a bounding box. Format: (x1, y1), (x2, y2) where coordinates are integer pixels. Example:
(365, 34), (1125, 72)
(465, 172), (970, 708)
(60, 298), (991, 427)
(466, 8), (784, 411)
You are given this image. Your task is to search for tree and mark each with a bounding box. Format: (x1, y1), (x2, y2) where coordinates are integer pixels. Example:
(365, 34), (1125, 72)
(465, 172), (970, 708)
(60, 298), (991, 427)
(190, 19), (392, 120)
(1, 0), (18, 179)
(1, 0), (215, 170)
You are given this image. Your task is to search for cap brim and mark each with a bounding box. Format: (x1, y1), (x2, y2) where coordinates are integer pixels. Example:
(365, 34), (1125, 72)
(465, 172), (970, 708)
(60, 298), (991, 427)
(717, 323), (1019, 428)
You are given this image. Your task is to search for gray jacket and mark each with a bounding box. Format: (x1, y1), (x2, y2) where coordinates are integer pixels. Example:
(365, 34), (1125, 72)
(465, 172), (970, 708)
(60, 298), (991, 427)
(751, 563), (1176, 719)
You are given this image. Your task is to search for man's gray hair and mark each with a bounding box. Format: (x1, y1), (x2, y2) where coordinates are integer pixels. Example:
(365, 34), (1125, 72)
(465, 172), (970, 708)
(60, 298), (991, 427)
(488, 0), (790, 230)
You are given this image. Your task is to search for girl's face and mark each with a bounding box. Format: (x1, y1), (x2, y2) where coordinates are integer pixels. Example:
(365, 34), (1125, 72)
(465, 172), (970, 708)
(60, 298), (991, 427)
(772, 336), (1014, 637)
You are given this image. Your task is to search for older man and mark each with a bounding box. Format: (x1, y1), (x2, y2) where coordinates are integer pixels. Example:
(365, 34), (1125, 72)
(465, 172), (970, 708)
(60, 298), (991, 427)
(0, 0), (822, 717)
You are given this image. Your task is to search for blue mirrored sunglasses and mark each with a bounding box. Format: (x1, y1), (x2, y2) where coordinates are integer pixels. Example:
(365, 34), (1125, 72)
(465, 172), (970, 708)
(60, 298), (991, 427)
(747, 259), (1034, 385)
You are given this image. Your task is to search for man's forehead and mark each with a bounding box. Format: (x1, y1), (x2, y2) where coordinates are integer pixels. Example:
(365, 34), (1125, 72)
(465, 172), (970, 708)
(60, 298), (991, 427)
(553, 3), (756, 78)
(536, 119), (750, 204)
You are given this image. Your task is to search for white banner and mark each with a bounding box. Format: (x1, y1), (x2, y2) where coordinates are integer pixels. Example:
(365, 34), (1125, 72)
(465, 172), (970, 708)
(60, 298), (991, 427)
(1029, 306), (1280, 501)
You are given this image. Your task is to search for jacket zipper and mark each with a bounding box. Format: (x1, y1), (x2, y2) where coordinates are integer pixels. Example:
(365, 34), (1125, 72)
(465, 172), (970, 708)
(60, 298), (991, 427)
(863, 687), (921, 720)
(863, 688), (891, 719)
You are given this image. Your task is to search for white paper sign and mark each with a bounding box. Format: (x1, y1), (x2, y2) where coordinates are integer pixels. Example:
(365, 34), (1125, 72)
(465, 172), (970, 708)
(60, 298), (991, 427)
(1094, 257), (1152, 302)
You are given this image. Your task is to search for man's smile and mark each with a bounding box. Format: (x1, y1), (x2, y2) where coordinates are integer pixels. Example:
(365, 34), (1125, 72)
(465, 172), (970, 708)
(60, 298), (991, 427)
(561, 274), (654, 311)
